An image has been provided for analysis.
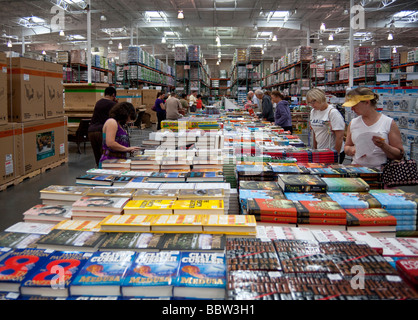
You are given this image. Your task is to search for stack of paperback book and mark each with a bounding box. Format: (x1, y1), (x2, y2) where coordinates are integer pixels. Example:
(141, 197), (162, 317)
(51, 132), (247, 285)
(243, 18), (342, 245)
(247, 199), (298, 226)
(370, 192), (418, 234)
(39, 185), (90, 206)
(22, 204), (73, 224)
(294, 200), (347, 230)
(71, 196), (131, 220)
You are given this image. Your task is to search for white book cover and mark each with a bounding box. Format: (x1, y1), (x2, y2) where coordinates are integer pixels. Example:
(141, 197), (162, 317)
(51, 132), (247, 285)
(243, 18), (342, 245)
(5, 222), (55, 235)
(377, 237), (418, 257)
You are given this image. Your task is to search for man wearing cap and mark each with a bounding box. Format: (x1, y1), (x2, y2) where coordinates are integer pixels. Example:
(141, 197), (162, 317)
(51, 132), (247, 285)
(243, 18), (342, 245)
(343, 87), (404, 168)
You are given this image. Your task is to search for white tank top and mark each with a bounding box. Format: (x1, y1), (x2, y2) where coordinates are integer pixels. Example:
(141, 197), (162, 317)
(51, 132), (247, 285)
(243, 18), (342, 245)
(350, 113), (393, 167)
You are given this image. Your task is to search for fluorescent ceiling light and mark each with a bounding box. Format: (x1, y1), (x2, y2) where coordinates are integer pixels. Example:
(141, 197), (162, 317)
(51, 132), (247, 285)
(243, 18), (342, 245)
(164, 31), (177, 37)
(29, 16), (45, 23)
(257, 31), (273, 38)
(270, 11), (289, 18)
(393, 11), (417, 18)
(68, 34), (85, 40)
(145, 11), (167, 22)
(101, 28), (125, 35)
(177, 10), (184, 19)
(64, 0), (85, 3)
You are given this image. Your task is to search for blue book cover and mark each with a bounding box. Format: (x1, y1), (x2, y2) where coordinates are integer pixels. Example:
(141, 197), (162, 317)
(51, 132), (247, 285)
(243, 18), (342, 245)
(284, 192), (332, 202)
(121, 251), (181, 297)
(386, 209), (417, 216)
(271, 166), (301, 173)
(327, 192), (370, 209)
(70, 251), (135, 296)
(396, 219), (417, 225)
(370, 193), (418, 210)
(0, 248), (52, 292)
(239, 189), (284, 211)
(396, 225), (418, 231)
(173, 252), (226, 299)
(20, 251), (93, 297)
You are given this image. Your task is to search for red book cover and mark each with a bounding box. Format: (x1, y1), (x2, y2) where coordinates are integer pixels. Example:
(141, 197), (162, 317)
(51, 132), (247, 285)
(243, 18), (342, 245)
(258, 216), (298, 224)
(297, 217), (347, 225)
(396, 258), (418, 288)
(295, 201), (347, 218)
(247, 199), (297, 217)
(345, 208), (397, 226)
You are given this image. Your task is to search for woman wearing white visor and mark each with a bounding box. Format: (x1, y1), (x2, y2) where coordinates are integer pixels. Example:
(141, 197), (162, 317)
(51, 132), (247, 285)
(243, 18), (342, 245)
(343, 87), (404, 169)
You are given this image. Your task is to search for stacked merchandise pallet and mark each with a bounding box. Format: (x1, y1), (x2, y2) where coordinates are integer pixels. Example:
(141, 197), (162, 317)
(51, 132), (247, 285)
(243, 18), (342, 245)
(1, 54), (68, 188)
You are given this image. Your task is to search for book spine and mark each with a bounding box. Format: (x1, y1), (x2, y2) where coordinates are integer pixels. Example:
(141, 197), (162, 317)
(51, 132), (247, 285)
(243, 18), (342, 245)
(297, 217), (346, 225)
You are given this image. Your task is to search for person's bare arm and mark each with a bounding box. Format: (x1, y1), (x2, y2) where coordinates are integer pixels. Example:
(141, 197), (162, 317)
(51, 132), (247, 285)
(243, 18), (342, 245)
(372, 120), (404, 160)
(344, 123), (356, 157)
(105, 119), (140, 153)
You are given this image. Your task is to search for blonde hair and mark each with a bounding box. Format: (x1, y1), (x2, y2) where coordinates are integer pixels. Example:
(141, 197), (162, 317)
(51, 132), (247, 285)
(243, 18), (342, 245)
(306, 88), (326, 104)
(346, 87), (379, 107)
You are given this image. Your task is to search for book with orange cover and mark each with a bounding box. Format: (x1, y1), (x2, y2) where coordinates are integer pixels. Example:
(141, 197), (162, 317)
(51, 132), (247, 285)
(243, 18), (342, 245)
(295, 201), (347, 219)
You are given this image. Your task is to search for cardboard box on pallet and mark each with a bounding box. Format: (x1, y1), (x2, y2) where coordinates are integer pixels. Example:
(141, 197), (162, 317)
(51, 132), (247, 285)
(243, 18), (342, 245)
(8, 57), (45, 122)
(0, 123), (23, 186)
(0, 52), (8, 125)
(63, 83), (109, 110)
(116, 89), (142, 107)
(20, 117), (67, 174)
(141, 89), (160, 106)
(44, 61), (64, 119)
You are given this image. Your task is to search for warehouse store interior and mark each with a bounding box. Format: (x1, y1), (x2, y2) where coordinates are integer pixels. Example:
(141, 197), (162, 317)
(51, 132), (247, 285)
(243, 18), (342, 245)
(0, 0), (418, 303)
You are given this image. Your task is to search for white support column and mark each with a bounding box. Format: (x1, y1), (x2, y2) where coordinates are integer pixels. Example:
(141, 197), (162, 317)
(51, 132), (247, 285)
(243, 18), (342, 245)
(349, 0), (354, 89)
(87, 0), (92, 84)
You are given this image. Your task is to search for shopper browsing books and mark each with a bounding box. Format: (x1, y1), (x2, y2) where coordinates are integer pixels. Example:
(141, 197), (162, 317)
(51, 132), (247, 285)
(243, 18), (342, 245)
(88, 86), (118, 167)
(307, 88), (345, 164)
(179, 93), (189, 115)
(254, 89), (274, 122)
(188, 91), (198, 112)
(153, 92), (166, 130)
(165, 92), (183, 120)
(99, 102), (140, 168)
(343, 87), (404, 168)
(271, 90), (292, 133)
(196, 94), (204, 111)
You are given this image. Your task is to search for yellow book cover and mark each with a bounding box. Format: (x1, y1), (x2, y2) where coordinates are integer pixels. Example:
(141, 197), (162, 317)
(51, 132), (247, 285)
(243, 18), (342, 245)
(172, 200), (224, 210)
(53, 219), (103, 232)
(99, 214), (155, 232)
(203, 215), (257, 235)
(151, 214), (204, 233)
(123, 200), (176, 214)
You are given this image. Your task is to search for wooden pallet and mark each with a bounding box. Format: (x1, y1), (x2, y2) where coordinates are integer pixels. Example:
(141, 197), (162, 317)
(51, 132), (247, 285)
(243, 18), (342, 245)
(0, 158), (69, 192)
(41, 157), (68, 173)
